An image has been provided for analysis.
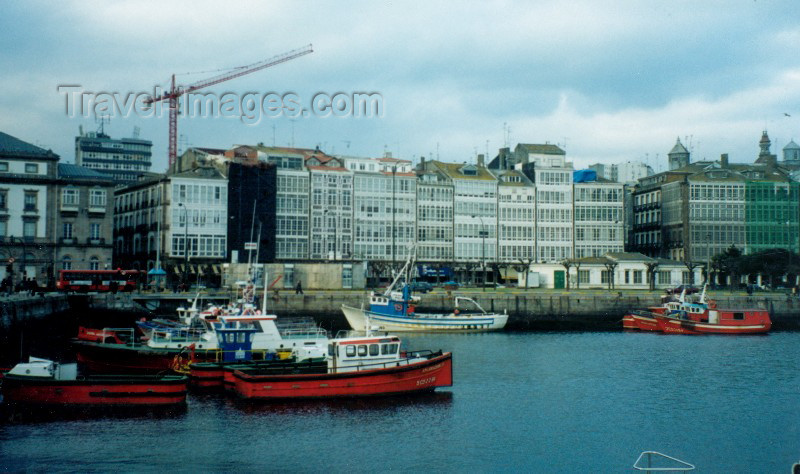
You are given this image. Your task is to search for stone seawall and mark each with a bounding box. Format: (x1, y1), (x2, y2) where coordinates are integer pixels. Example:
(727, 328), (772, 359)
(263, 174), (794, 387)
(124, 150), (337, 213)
(87, 290), (800, 330)
(0, 294), (71, 330)
(265, 291), (800, 330)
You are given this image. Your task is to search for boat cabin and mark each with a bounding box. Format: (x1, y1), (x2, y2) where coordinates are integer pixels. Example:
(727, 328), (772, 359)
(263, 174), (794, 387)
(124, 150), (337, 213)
(327, 335), (403, 373)
(7, 357), (78, 380)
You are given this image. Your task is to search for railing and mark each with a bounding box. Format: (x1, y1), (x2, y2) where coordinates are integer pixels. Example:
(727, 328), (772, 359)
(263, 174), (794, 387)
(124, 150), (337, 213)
(333, 349), (443, 373)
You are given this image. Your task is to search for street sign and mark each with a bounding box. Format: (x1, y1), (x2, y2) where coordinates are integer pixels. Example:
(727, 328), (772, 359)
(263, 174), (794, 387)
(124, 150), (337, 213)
(244, 242), (257, 250)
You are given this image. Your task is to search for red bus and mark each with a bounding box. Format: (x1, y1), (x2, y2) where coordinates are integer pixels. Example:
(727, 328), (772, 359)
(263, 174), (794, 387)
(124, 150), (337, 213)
(56, 269), (141, 293)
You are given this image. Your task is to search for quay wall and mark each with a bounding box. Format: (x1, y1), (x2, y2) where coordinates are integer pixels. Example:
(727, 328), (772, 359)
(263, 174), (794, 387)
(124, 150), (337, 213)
(87, 291), (800, 330)
(0, 294), (70, 330)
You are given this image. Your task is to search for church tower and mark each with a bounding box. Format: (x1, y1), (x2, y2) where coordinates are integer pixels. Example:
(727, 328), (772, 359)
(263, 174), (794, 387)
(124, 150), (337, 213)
(667, 137), (690, 170)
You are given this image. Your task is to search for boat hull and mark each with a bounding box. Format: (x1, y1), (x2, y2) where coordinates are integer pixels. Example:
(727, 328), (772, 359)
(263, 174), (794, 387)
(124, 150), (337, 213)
(655, 315), (771, 335)
(73, 340), (215, 374)
(623, 312), (659, 331)
(342, 305), (507, 332)
(1, 374), (188, 406)
(233, 352), (453, 399)
(189, 359), (328, 389)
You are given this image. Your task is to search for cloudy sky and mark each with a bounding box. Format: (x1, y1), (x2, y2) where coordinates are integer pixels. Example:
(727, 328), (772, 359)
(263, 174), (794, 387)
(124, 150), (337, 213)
(2, 1), (799, 172)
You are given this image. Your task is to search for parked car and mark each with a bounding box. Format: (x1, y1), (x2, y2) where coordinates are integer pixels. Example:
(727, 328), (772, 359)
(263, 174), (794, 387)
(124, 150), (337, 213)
(442, 280), (460, 291)
(666, 284), (699, 295)
(407, 281), (434, 293)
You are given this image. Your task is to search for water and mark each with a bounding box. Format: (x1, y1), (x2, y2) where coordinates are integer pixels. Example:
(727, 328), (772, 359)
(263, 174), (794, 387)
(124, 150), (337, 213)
(1, 327), (799, 472)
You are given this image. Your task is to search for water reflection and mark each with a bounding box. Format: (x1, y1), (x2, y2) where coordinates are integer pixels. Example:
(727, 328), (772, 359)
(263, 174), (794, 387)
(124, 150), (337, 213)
(228, 390), (454, 415)
(0, 402), (188, 425)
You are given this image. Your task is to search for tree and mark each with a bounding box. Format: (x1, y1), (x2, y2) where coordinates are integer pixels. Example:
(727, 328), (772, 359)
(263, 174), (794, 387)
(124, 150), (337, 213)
(603, 261), (618, 290)
(712, 245), (742, 288)
(645, 262), (659, 291)
(515, 257), (536, 289)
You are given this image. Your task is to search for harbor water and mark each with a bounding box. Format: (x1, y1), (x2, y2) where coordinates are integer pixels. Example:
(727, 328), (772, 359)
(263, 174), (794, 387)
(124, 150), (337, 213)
(1, 317), (799, 472)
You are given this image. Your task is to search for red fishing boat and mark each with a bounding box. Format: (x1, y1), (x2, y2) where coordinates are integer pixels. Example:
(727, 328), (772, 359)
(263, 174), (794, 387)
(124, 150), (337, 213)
(625, 286), (771, 335)
(232, 332), (453, 399)
(1, 358), (187, 407)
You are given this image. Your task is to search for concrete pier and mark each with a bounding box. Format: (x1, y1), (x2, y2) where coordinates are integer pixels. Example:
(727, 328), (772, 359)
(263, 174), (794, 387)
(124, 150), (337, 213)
(0, 294), (70, 330)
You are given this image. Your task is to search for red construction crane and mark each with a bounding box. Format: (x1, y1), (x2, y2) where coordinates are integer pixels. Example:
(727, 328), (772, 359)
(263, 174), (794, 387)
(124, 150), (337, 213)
(144, 44), (313, 167)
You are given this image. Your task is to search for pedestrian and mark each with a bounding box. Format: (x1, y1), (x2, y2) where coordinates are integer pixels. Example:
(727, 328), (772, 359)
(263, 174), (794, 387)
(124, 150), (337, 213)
(295, 281), (303, 295)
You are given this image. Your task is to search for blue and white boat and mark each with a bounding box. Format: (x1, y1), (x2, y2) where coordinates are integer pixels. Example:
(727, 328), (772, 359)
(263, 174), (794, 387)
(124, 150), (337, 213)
(341, 257), (508, 332)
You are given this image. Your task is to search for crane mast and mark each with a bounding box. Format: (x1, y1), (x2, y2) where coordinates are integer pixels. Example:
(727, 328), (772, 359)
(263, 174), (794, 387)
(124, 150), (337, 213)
(144, 44), (313, 167)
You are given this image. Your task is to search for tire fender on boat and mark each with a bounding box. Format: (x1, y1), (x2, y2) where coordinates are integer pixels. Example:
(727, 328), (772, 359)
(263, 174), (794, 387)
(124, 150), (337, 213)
(709, 300), (717, 309)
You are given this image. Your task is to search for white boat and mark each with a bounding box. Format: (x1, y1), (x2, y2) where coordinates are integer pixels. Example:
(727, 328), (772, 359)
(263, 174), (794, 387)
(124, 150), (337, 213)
(342, 253), (508, 332)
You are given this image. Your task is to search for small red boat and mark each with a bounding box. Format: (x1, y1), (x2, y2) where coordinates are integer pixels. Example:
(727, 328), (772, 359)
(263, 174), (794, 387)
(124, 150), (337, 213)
(624, 286), (771, 335)
(232, 333), (453, 399)
(1, 357), (188, 407)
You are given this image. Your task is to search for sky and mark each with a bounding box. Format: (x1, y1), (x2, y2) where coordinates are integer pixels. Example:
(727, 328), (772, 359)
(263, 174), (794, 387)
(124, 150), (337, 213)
(2, 0), (800, 173)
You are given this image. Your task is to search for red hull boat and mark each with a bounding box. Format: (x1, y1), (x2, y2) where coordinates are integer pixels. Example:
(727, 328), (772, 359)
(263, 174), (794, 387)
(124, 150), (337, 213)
(234, 353), (452, 399)
(625, 287), (771, 335)
(655, 312), (771, 334)
(1, 358), (187, 407)
(232, 333), (453, 399)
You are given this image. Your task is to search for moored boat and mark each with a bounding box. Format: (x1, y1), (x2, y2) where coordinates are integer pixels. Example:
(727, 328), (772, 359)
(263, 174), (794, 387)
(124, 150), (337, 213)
(1, 357), (187, 407)
(231, 332), (453, 399)
(625, 286), (771, 335)
(342, 254), (507, 332)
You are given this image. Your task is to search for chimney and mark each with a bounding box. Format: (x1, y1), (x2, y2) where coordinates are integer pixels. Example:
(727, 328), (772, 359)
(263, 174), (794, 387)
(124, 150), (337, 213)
(477, 154), (485, 167)
(720, 153), (729, 167)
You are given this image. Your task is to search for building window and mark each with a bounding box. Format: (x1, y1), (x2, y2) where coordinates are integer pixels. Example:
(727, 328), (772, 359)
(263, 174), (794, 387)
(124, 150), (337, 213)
(578, 270), (590, 284)
(25, 163), (38, 174)
(342, 266), (353, 289)
(0, 221), (6, 238)
(0, 190), (7, 210)
(63, 222), (73, 239)
(23, 221), (36, 240)
(62, 188), (79, 206)
(62, 256), (72, 270)
(633, 270), (643, 284)
(89, 256), (99, 270)
(90, 223), (101, 240)
(0, 162), (7, 172)
(283, 266), (294, 288)
(24, 192), (37, 211)
(90, 189), (106, 207)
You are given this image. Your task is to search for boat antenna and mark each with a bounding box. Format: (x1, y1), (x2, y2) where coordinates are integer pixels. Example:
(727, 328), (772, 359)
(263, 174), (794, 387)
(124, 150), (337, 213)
(261, 268), (269, 315)
(699, 283), (707, 304)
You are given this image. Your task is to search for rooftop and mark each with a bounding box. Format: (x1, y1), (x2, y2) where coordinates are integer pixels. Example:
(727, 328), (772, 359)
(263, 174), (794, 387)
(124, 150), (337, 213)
(0, 131), (58, 159)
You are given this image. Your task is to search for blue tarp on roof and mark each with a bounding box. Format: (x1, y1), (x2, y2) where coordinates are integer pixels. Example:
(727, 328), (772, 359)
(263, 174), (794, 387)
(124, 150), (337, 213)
(573, 169), (597, 183)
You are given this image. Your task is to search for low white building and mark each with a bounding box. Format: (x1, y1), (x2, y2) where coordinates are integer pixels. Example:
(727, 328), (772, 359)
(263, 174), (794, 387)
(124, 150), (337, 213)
(524, 252), (702, 290)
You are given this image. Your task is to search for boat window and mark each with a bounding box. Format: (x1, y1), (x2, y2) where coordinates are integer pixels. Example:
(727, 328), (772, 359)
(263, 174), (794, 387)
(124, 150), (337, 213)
(249, 334), (255, 342)
(358, 345), (368, 356)
(227, 334), (235, 343)
(381, 344), (390, 355)
(389, 343), (398, 354)
(328, 344), (335, 356)
(732, 312), (745, 320)
(369, 344), (379, 356)
(346, 345), (356, 357)
(237, 333), (246, 343)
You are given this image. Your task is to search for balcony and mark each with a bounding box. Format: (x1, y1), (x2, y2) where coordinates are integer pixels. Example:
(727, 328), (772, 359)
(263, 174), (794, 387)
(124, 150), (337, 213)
(87, 238), (106, 245)
(87, 206), (106, 214)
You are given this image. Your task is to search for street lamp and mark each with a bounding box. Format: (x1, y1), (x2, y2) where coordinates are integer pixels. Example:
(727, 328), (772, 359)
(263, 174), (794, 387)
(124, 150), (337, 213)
(706, 232), (712, 286)
(178, 202), (188, 287)
(391, 165), (397, 271)
(472, 214), (487, 291)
